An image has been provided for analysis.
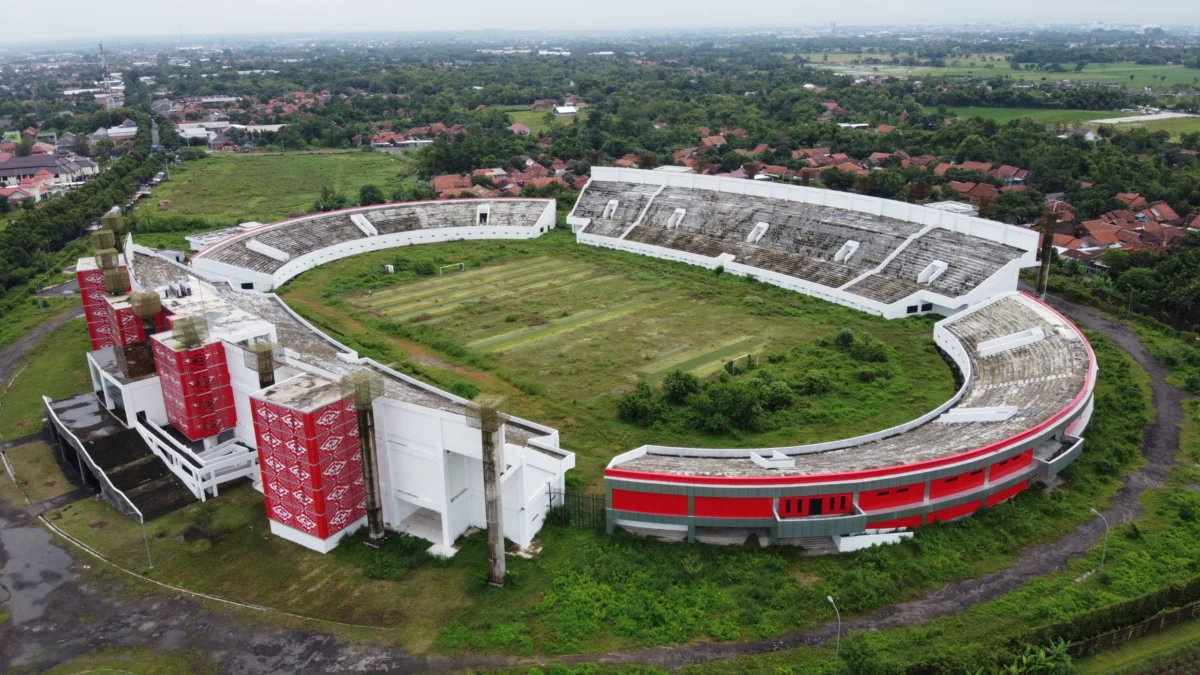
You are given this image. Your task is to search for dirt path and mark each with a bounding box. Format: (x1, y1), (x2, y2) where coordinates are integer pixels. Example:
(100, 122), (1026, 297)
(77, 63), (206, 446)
(0, 292), (1185, 673)
(0, 310), (83, 389)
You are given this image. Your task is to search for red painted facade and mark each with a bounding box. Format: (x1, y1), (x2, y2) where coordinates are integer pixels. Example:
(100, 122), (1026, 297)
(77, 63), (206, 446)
(858, 483), (924, 511)
(610, 489), (689, 516)
(78, 266), (127, 351)
(867, 515), (923, 530)
(929, 467), (987, 500)
(985, 480), (1030, 507)
(779, 493), (853, 518)
(693, 496), (774, 518)
(928, 499), (982, 523)
(990, 449), (1033, 481)
(152, 338), (237, 441)
(251, 395), (367, 540)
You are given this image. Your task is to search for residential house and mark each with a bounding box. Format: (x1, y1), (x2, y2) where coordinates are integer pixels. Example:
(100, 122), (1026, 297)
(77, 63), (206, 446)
(700, 135), (727, 148)
(429, 174), (471, 197)
(1116, 193), (1149, 210)
(1077, 220), (1122, 248)
(1141, 201), (1181, 226)
(531, 99), (558, 112)
(508, 123), (531, 136)
(989, 165), (1031, 185)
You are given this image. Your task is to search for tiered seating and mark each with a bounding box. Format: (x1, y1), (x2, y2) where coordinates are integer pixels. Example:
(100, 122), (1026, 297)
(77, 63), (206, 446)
(255, 212), (366, 257)
(572, 181), (661, 237)
(626, 226), (863, 288)
(201, 201), (547, 274)
(846, 229), (1023, 303)
(616, 295), (1090, 477)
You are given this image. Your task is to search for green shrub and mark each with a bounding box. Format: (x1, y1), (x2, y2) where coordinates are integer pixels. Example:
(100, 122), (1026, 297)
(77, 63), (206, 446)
(794, 370), (832, 395)
(662, 370), (701, 405)
(617, 382), (664, 426)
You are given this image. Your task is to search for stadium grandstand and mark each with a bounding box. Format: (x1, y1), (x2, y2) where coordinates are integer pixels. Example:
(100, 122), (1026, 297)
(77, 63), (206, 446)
(568, 168), (1038, 318)
(191, 199), (556, 291)
(42, 184), (1093, 557)
(603, 291), (1095, 550)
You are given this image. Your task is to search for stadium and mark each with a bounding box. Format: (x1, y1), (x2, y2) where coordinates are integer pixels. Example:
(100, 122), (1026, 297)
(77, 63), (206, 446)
(43, 169), (1094, 557)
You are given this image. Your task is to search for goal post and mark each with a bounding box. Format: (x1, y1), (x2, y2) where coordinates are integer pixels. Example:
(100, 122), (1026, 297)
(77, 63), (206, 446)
(438, 262), (465, 276)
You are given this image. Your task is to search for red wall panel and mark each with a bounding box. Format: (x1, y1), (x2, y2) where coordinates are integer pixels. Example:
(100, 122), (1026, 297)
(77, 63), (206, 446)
(990, 449), (1034, 481)
(929, 467), (986, 500)
(779, 493), (852, 518)
(693, 496), (774, 518)
(986, 480), (1030, 507)
(858, 483), (924, 511)
(251, 394), (367, 541)
(928, 499), (982, 523)
(867, 515), (922, 530)
(611, 489), (689, 516)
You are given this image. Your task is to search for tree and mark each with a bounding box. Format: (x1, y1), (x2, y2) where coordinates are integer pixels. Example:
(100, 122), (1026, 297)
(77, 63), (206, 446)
(358, 184), (386, 206)
(71, 134), (92, 157)
(996, 190), (1047, 224)
(14, 139), (33, 157)
(662, 370), (700, 405)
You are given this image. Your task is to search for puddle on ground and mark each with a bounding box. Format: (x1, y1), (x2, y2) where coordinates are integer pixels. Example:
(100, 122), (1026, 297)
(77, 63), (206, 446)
(0, 511), (73, 625)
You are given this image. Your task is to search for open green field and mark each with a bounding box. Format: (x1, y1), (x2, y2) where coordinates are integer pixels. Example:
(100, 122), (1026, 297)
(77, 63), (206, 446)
(143, 152), (415, 225)
(806, 57), (1200, 88)
(1092, 116), (1200, 139)
(507, 109), (585, 134)
(282, 231), (956, 485)
(947, 106), (1124, 125)
(0, 317), (93, 440)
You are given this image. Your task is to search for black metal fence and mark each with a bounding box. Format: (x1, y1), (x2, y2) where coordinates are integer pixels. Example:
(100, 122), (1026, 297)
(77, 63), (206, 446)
(547, 489), (606, 529)
(1067, 600), (1200, 658)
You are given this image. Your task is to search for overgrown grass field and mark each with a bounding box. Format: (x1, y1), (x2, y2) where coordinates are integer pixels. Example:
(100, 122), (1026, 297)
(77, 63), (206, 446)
(947, 107), (1126, 125)
(1093, 116), (1200, 139)
(0, 317), (93, 439)
(279, 230), (956, 486)
(812, 58), (1200, 88)
(143, 152), (415, 225)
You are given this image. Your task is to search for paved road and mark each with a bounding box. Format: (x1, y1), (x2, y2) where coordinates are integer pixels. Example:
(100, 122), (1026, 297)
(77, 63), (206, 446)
(0, 291), (1185, 673)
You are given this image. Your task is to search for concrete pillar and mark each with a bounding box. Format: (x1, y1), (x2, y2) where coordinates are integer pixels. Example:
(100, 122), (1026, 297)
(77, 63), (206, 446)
(482, 425), (505, 587)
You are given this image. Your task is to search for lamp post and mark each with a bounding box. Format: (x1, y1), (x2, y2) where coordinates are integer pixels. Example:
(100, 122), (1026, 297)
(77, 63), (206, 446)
(827, 595), (841, 675)
(1091, 507), (1110, 573)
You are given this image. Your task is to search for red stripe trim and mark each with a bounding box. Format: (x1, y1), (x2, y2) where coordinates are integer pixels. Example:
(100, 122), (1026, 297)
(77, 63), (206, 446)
(605, 293), (1096, 487)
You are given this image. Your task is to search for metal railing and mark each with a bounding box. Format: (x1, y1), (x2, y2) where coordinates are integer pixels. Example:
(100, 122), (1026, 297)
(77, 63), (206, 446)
(134, 413), (258, 501)
(43, 396), (145, 524)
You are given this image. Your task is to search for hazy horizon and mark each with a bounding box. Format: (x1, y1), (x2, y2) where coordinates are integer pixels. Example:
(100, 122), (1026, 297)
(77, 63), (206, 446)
(6, 0), (1197, 47)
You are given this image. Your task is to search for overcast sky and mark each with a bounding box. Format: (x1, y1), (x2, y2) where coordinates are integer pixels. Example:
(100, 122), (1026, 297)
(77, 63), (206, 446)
(14, 0), (1198, 44)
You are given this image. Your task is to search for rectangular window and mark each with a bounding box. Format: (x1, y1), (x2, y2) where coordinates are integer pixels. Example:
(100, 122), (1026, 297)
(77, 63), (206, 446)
(921, 303), (933, 312)
(240, 282), (254, 289)
(906, 305), (918, 314)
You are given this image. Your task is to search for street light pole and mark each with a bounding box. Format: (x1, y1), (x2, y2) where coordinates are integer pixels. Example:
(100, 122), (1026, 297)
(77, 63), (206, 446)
(1091, 507), (1110, 573)
(827, 595), (841, 675)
